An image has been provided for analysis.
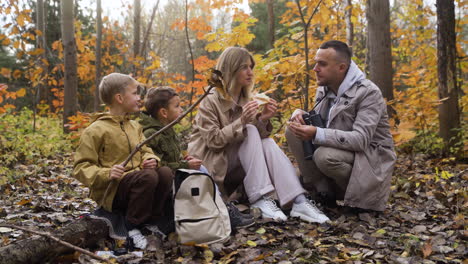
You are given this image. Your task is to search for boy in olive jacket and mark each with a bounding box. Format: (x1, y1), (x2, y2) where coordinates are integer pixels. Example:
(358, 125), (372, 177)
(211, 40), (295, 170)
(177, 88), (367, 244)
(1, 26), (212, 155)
(139, 87), (254, 229)
(139, 87), (204, 171)
(73, 73), (173, 249)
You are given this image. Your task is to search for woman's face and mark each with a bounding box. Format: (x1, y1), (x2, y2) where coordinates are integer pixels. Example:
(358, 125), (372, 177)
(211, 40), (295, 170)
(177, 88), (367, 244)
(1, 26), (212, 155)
(235, 58), (254, 89)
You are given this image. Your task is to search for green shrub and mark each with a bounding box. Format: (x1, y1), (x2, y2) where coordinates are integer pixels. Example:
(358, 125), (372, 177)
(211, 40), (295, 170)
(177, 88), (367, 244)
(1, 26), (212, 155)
(0, 108), (73, 183)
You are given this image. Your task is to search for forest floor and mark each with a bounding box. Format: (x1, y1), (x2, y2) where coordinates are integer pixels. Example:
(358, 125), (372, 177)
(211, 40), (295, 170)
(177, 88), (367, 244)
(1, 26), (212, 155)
(0, 153), (466, 263)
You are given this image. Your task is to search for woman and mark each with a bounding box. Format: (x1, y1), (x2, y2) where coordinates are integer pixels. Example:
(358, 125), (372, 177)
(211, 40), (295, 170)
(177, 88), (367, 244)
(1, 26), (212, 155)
(188, 47), (329, 223)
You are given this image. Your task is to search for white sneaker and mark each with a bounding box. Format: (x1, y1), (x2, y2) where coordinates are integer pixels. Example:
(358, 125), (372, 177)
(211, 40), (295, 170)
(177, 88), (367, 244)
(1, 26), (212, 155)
(290, 199), (330, 224)
(128, 229), (148, 249)
(251, 196), (287, 221)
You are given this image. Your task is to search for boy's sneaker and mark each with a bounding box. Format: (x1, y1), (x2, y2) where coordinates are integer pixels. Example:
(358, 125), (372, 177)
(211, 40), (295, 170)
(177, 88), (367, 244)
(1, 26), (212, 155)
(290, 199), (330, 224)
(226, 203), (255, 229)
(128, 229), (148, 250)
(251, 196), (287, 222)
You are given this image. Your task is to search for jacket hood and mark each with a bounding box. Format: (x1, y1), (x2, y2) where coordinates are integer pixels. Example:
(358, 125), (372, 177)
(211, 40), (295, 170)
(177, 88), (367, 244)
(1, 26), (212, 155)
(336, 60), (366, 98)
(89, 112), (132, 124)
(139, 111), (164, 130)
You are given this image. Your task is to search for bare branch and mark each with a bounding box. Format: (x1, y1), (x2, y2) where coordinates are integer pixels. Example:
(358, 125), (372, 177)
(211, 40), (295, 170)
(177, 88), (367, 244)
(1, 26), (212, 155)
(0, 224), (111, 263)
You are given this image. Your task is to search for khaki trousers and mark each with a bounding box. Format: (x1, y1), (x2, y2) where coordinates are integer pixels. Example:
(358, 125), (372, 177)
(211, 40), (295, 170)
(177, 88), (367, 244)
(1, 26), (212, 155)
(285, 128), (354, 199)
(225, 124), (306, 207)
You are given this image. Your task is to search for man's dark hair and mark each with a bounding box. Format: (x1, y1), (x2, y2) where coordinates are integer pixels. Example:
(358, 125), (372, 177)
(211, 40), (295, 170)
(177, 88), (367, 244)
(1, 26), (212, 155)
(319, 40), (351, 65)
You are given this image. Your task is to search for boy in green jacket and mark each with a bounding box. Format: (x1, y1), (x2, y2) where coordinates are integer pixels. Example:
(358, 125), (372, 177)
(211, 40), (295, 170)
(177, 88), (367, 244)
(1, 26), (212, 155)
(139, 86), (254, 229)
(73, 73), (173, 249)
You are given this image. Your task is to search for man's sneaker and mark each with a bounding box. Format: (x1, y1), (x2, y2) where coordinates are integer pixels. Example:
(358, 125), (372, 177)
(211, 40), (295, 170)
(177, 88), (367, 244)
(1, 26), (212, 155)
(128, 229), (148, 249)
(227, 203), (255, 229)
(290, 199), (330, 224)
(251, 196), (287, 221)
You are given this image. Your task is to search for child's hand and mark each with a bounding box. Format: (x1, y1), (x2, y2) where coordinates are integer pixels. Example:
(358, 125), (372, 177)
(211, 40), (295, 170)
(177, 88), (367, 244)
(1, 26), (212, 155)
(184, 155), (195, 161)
(188, 158), (202, 170)
(142, 159), (157, 169)
(110, 165), (125, 180)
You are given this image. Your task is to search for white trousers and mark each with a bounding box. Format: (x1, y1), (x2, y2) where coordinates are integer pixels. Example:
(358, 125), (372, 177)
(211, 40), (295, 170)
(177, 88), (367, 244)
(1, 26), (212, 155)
(226, 125), (305, 207)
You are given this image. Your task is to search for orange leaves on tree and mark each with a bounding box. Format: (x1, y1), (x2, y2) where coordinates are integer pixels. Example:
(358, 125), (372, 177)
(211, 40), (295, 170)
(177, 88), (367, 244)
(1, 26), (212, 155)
(0, 84), (26, 114)
(192, 56), (216, 72)
(1, 68), (11, 79)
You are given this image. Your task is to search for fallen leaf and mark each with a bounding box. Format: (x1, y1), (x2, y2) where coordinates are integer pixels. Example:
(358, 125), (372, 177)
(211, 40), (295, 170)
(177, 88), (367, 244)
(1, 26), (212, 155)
(422, 239), (432, 258)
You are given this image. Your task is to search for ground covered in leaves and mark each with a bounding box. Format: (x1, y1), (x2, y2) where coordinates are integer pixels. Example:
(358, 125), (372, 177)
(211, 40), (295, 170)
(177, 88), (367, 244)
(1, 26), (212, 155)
(0, 153), (466, 263)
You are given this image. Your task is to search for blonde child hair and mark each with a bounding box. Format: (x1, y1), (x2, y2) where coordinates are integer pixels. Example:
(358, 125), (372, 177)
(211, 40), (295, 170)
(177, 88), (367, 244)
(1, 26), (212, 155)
(99, 73), (137, 105)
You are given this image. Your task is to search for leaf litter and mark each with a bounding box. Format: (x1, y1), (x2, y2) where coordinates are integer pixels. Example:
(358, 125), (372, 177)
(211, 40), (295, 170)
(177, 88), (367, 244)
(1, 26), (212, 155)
(0, 153), (466, 263)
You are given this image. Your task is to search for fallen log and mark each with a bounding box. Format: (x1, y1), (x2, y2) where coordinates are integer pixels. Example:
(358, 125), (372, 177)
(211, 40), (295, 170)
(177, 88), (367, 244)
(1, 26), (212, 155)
(0, 217), (109, 264)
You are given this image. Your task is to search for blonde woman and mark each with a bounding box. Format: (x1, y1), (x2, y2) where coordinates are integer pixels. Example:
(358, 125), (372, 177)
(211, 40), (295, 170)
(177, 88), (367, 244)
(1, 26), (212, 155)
(188, 47), (329, 223)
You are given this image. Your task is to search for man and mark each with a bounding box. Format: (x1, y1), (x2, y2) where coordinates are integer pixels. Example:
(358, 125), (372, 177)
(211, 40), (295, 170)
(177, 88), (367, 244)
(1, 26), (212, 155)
(287, 40), (396, 212)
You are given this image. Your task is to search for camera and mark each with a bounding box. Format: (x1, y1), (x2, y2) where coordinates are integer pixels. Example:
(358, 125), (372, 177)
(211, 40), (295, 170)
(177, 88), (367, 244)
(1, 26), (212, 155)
(302, 110), (325, 160)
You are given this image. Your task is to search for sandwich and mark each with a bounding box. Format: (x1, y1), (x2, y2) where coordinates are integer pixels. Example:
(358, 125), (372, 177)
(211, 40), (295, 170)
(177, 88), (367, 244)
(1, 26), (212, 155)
(253, 92), (271, 106)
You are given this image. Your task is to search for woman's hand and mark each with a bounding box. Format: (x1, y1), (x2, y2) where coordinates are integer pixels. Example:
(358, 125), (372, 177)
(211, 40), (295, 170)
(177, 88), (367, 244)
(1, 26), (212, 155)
(259, 98), (278, 122)
(241, 101), (259, 125)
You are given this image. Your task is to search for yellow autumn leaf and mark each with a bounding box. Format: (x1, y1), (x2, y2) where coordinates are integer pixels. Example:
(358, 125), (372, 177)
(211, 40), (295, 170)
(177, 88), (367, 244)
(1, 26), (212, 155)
(16, 88), (26, 97)
(246, 240), (257, 247)
(16, 14), (26, 27)
(13, 70), (22, 79)
(1, 68), (11, 78)
(17, 198), (32, 206)
(2, 38), (11, 45)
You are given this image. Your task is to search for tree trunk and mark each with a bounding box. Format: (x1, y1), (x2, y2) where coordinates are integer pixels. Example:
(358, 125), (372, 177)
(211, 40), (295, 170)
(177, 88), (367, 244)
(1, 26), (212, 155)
(61, 0), (78, 133)
(436, 0), (461, 155)
(344, 0), (354, 55)
(36, 0), (48, 103)
(133, 0), (141, 58)
(94, 0), (102, 112)
(0, 218), (109, 264)
(366, 0), (394, 117)
(267, 0), (275, 49)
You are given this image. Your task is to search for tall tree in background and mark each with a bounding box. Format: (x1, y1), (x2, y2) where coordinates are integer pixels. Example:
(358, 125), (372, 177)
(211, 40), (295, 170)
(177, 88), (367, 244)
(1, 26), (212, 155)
(36, 0), (47, 103)
(295, 0), (322, 111)
(267, 0), (274, 49)
(61, 0), (78, 133)
(94, 0), (102, 111)
(133, 0), (141, 59)
(366, 0), (394, 116)
(436, 0), (461, 155)
(345, 0), (354, 55)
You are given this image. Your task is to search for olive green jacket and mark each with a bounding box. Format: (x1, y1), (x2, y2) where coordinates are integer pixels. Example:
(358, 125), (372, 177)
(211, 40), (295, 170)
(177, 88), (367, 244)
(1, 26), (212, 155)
(73, 113), (159, 212)
(139, 112), (189, 171)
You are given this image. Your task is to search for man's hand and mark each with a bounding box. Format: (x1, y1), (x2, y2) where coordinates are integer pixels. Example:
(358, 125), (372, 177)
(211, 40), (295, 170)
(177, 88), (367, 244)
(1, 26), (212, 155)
(241, 101), (259, 125)
(288, 121), (317, 141)
(110, 164), (125, 180)
(142, 159), (157, 169)
(259, 98), (278, 122)
(290, 109), (307, 125)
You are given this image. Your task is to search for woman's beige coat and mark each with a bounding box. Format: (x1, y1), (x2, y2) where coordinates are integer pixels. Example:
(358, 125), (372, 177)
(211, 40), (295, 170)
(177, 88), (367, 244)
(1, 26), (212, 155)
(188, 90), (271, 195)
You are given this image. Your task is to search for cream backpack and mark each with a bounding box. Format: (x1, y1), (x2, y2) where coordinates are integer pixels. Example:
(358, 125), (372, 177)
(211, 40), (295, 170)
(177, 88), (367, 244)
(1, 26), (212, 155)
(173, 169), (231, 244)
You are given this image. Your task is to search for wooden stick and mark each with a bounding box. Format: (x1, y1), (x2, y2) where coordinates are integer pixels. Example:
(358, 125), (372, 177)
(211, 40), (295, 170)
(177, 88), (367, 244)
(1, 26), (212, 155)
(0, 224), (111, 263)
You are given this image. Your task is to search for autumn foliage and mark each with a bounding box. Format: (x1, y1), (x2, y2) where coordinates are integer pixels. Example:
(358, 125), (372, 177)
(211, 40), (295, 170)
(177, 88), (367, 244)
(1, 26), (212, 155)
(0, 0), (466, 177)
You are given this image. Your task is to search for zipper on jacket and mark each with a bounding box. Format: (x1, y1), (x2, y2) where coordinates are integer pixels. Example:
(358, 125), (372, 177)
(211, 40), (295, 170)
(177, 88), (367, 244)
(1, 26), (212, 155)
(120, 121), (134, 169)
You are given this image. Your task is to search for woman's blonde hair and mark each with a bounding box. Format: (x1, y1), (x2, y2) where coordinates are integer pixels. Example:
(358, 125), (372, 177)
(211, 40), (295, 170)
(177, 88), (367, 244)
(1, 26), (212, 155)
(215, 47), (255, 100)
(99, 73), (137, 105)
